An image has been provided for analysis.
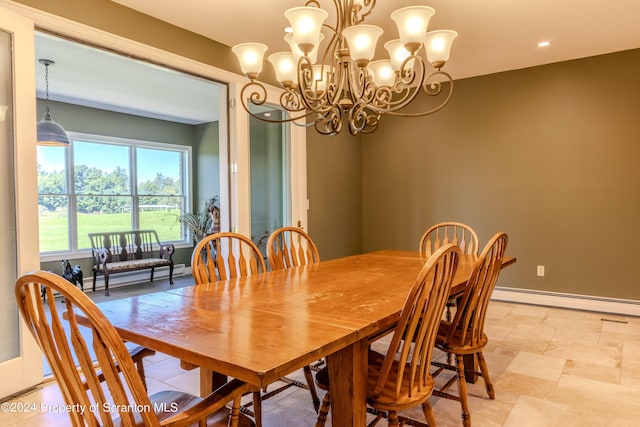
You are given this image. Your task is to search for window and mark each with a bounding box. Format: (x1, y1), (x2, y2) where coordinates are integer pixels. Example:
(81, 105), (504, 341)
(37, 133), (190, 255)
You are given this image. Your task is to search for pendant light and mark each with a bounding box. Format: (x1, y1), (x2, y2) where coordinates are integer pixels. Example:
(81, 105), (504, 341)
(37, 59), (69, 145)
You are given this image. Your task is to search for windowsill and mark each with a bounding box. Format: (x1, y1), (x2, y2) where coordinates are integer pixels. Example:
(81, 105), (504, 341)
(39, 241), (194, 263)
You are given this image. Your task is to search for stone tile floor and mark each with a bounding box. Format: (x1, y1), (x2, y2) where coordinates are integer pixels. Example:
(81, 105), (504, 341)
(2, 275), (640, 426)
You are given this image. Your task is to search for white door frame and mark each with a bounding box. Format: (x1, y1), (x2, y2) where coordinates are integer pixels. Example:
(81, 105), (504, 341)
(229, 86), (309, 241)
(230, 83), (309, 237)
(0, 6), (45, 398)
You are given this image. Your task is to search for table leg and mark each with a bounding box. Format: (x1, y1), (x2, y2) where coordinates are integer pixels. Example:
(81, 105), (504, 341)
(327, 339), (368, 427)
(199, 368), (228, 396)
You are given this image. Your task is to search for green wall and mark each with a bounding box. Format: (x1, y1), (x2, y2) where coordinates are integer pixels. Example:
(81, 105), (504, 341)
(249, 118), (285, 250)
(361, 48), (640, 300)
(306, 130), (363, 261)
(194, 121), (221, 210)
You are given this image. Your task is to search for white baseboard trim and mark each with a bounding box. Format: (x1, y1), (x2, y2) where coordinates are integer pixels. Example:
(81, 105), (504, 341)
(85, 263), (187, 292)
(492, 286), (640, 317)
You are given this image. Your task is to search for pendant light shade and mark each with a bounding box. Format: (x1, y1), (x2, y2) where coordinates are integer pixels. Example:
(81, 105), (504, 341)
(37, 111), (70, 145)
(37, 59), (69, 146)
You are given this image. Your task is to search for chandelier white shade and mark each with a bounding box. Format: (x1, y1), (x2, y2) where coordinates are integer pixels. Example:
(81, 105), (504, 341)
(233, 0), (457, 135)
(390, 6), (434, 53)
(368, 60), (395, 87)
(284, 7), (329, 54)
(231, 43), (268, 77)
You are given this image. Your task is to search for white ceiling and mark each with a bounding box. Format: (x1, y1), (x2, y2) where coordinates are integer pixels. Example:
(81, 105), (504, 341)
(111, 0), (640, 80)
(35, 33), (222, 124)
(35, 1), (640, 124)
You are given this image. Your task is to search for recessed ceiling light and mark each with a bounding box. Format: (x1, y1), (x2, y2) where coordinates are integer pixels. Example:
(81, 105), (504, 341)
(284, 26), (293, 33)
(537, 41), (552, 48)
(264, 112), (272, 117)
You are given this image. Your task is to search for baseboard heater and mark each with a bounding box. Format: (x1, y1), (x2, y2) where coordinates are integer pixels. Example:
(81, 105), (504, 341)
(492, 286), (640, 317)
(85, 263), (187, 292)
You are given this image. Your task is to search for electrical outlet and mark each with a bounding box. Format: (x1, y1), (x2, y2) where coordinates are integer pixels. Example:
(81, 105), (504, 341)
(537, 265), (545, 277)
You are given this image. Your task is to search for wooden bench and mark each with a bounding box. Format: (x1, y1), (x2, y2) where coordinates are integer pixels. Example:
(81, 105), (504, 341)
(88, 230), (175, 296)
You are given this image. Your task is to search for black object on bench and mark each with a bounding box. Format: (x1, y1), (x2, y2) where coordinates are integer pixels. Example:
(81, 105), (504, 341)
(88, 230), (174, 296)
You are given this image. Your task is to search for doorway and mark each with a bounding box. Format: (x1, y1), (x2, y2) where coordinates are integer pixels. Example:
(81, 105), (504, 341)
(249, 106), (290, 257)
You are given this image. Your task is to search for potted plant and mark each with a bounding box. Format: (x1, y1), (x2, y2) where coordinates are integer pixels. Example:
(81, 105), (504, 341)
(177, 196), (220, 243)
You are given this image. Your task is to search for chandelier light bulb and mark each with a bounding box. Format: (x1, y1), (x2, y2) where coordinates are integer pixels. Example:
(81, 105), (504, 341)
(232, 43), (268, 78)
(391, 6), (435, 54)
(384, 39), (419, 72)
(268, 52), (296, 87)
(284, 6), (329, 55)
(342, 24), (384, 67)
(286, 32), (324, 64)
(424, 30), (458, 68)
(369, 60), (395, 87)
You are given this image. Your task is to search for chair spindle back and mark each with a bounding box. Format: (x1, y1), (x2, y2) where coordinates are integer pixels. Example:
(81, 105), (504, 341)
(446, 232), (508, 347)
(419, 222), (479, 258)
(15, 271), (157, 427)
(267, 227), (320, 271)
(370, 244), (460, 400)
(191, 232), (266, 284)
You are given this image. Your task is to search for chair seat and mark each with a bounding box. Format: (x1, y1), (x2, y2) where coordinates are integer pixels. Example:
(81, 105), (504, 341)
(115, 390), (255, 426)
(435, 322), (488, 354)
(315, 351), (435, 410)
(366, 351), (435, 411)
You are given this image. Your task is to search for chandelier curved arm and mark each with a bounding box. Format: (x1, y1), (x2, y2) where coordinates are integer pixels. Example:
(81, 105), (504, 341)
(314, 106), (344, 135)
(366, 54), (425, 114)
(345, 63), (371, 108)
(352, 0), (376, 24)
(297, 59), (337, 114)
(348, 102), (380, 134)
(238, 80), (317, 125)
(385, 70), (454, 117)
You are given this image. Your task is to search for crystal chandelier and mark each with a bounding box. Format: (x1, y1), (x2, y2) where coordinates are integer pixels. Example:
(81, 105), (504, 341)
(232, 0), (457, 135)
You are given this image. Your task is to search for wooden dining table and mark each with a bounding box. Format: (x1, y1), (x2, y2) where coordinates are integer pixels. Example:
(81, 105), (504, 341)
(91, 249), (515, 426)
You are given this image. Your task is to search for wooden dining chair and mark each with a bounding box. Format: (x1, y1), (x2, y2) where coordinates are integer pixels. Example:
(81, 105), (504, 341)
(189, 232), (266, 425)
(419, 222), (479, 258)
(431, 232), (508, 427)
(314, 243), (461, 427)
(263, 226), (322, 412)
(15, 270), (256, 427)
(419, 222), (480, 324)
(267, 226), (320, 271)
(191, 231), (266, 283)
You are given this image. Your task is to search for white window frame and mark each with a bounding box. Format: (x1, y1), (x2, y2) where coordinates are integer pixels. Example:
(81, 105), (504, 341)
(39, 132), (192, 261)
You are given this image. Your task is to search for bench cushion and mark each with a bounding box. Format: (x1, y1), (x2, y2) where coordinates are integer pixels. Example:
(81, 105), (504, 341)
(105, 258), (171, 272)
